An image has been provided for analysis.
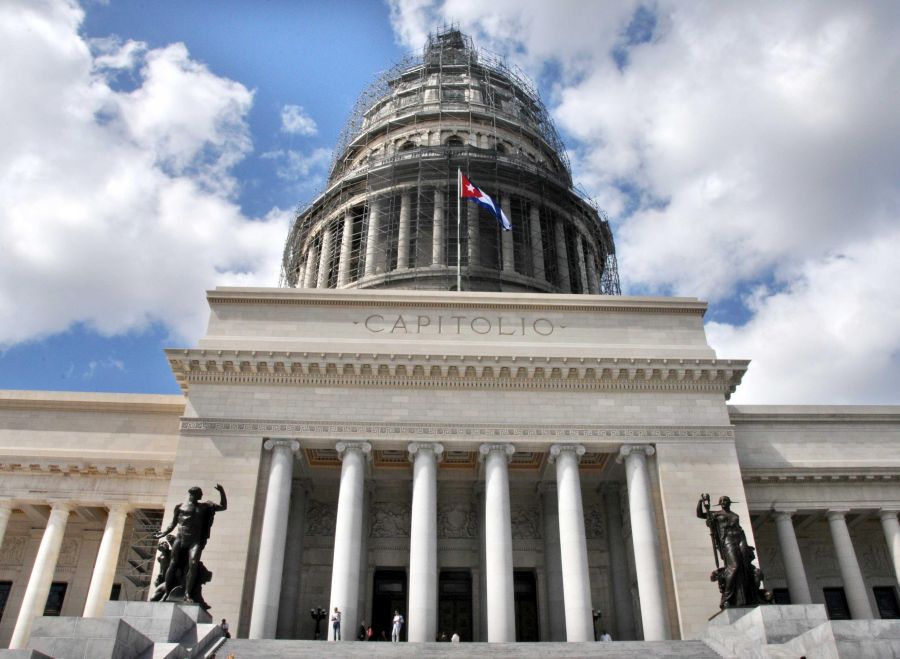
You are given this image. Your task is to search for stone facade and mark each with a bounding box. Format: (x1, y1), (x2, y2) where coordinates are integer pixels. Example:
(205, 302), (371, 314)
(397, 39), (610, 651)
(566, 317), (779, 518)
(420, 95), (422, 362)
(0, 287), (898, 650)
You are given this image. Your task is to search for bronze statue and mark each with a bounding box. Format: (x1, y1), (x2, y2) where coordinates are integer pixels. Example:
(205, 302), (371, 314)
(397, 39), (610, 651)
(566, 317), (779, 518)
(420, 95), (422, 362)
(153, 484), (227, 607)
(697, 493), (771, 609)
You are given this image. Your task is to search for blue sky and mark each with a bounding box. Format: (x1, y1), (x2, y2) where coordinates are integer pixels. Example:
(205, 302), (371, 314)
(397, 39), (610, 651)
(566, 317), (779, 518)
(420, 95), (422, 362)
(2, 1), (900, 404)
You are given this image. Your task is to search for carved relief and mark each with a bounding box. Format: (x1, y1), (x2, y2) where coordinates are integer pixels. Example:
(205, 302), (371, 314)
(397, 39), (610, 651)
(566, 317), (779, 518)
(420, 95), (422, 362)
(583, 505), (606, 539)
(0, 536), (27, 565)
(305, 500), (336, 537)
(57, 538), (81, 568)
(370, 502), (411, 539)
(859, 543), (891, 574)
(810, 544), (839, 577)
(437, 502), (478, 539)
(511, 505), (541, 540)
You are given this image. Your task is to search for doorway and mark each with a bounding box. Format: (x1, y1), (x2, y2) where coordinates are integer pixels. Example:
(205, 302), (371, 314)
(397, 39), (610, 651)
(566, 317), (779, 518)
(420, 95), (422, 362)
(514, 570), (539, 641)
(372, 569), (407, 641)
(438, 570), (472, 641)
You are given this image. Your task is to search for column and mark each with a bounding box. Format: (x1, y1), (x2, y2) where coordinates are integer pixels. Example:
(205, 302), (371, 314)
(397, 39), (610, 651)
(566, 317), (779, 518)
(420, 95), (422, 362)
(328, 441), (371, 640)
(827, 510), (874, 619)
(83, 504), (129, 617)
(575, 236), (589, 294)
(467, 202), (480, 269)
(250, 439), (301, 639)
(407, 442), (443, 642)
(554, 220), (571, 293)
(297, 260), (306, 289)
(530, 206), (545, 281)
(432, 188), (445, 266)
(479, 443), (516, 642)
(773, 510), (812, 604)
(10, 502), (72, 649)
(540, 484), (566, 641)
(501, 195), (515, 273)
(617, 445), (669, 640)
(364, 199), (381, 276)
(397, 191), (411, 269)
(317, 228), (333, 288)
(337, 214), (354, 286)
(550, 444), (593, 641)
(585, 249), (599, 295)
(0, 501), (13, 551)
(602, 484), (636, 640)
(303, 243), (319, 288)
(879, 509), (900, 587)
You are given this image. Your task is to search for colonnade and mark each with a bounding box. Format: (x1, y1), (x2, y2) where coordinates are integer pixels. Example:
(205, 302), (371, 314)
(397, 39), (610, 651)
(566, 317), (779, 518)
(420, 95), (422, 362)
(298, 189), (602, 294)
(246, 441), (672, 643)
(772, 508), (900, 618)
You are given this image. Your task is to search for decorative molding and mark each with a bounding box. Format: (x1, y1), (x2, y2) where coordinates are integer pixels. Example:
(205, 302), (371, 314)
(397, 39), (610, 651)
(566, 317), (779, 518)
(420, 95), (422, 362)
(165, 350), (747, 397)
(181, 418), (736, 444)
(0, 459), (172, 479)
(263, 439), (301, 453)
(743, 468), (899, 484)
(583, 505), (606, 539)
(408, 442), (444, 462)
(479, 443), (516, 463)
(616, 444), (656, 463)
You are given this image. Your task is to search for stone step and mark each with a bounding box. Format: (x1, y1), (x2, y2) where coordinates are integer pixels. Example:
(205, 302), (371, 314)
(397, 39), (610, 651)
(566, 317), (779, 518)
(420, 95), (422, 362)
(219, 639), (722, 658)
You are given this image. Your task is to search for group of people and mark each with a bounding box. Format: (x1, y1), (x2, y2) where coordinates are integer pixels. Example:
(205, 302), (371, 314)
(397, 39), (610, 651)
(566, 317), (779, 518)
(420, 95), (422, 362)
(332, 607), (406, 642)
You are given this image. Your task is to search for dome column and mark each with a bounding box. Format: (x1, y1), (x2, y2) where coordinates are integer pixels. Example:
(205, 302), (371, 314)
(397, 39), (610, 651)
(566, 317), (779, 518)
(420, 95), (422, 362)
(432, 188), (445, 266)
(530, 206), (545, 281)
(397, 191), (412, 269)
(337, 213), (354, 286)
(317, 228), (333, 288)
(364, 199), (381, 276)
(501, 194), (515, 273)
(554, 220), (571, 292)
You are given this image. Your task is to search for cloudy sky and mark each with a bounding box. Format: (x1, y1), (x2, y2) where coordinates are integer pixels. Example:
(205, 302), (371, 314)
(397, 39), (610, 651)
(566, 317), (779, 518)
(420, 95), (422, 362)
(1, 0), (898, 404)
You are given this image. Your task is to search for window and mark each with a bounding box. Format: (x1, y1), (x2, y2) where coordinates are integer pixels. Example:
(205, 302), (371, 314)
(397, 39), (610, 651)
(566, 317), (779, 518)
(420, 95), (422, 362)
(874, 586), (900, 619)
(823, 587), (851, 620)
(43, 582), (67, 616)
(772, 588), (792, 605)
(445, 136), (464, 148)
(443, 88), (465, 103)
(0, 581), (12, 622)
(110, 583), (122, 601)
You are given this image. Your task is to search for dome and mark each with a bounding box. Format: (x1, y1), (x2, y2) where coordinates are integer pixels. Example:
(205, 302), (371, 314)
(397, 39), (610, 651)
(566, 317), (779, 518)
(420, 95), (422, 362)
(280, 28), (620, 295)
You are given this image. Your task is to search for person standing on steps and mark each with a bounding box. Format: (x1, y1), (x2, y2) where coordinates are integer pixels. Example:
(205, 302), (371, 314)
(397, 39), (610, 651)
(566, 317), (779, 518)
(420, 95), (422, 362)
(331, 606), (341, 641)
(391, 609), (404, 642)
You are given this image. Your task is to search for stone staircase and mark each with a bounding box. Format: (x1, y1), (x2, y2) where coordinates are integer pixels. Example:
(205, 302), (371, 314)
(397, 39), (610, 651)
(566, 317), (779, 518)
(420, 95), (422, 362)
(701, 604), (900, 658)
(0, 602), (223, 659)
(219, 639), (721, 658)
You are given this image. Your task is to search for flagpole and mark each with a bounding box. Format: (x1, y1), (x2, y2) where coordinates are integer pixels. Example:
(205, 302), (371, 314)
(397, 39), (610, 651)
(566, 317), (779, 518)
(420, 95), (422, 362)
(457, 167), (462, 292)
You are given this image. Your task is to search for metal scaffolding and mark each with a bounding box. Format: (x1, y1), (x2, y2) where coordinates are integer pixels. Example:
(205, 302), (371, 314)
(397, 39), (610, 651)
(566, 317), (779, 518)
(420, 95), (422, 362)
(280, 27), (621, 296)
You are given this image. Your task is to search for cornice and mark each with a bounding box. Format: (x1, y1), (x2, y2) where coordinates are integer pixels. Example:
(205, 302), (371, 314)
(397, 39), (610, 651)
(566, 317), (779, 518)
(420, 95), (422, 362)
(743, 468), (900, 484)
(729, 405), (900, 424)
(166, 350), (747, 397)
(0, 457), (173, 479)
(0, 391), (185, 415)
(206, 287), (708, 316)
(178, 418), (736, 444)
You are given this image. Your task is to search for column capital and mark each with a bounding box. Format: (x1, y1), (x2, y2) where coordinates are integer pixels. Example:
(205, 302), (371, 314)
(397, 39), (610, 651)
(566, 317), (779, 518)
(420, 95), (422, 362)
(106, 503), (131, 516)
(0, 500), (15, 512)
(548, 443), (585, 463)
(879, 509), (900, 520)
(772, 508), (797, 520)
(826, 509), (850, 521)
(479, 443), (515, 462)
(264, 438), (301, 453)
(335, 441), (372, 460)
(616, 444), (655, 464)
(48, 501), (73, 514)
(408, 442), (444, 462)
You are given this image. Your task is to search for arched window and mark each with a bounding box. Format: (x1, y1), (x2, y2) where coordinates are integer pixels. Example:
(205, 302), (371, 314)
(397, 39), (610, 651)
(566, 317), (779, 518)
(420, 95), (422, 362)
(496, 143), (507, 154)
(445, 136), (464, 148)
(399, 141), (416, 152)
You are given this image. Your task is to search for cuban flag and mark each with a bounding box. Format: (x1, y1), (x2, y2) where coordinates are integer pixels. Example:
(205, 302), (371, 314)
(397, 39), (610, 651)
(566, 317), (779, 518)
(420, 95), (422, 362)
(460, 172), (512, 231)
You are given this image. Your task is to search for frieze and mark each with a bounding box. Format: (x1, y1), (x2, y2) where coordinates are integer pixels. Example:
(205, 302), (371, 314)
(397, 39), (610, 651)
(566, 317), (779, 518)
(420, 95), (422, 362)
(0, 536), (28, 565)
(370, 502), (411, 539)
(583, 505), (606, 539)
(57, 538), (81, 568)
(305, 500), (336, 537)
(437, 502), (478, 539)
(180, 418), (736, 443)
(510, 505), (541, 540)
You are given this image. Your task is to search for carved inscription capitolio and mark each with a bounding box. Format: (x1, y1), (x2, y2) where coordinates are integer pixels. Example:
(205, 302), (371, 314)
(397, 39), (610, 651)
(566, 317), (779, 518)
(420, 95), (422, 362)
(363, 313), (556, 337)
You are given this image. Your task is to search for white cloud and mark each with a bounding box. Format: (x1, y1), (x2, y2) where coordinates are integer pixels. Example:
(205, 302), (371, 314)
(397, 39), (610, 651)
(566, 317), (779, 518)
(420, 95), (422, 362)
(0, 0), (290, 347)
(262, 147), (332, 182)
(280, 104), (318, 136)
(388, 1), (900, 403)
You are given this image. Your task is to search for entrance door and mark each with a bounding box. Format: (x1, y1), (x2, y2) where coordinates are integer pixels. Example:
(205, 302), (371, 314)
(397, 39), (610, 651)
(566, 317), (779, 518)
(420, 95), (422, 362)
(438, 570), (472, 641)
(514, 570), (539, 641)
(372, 569), (407, 641)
